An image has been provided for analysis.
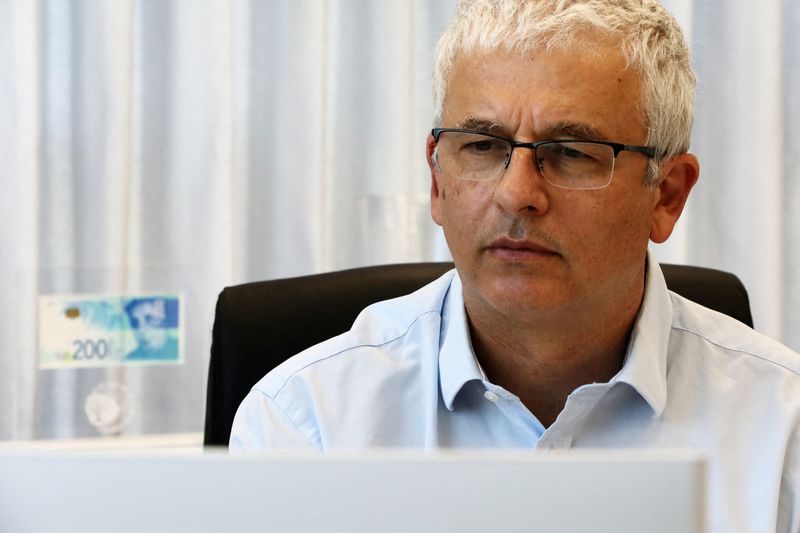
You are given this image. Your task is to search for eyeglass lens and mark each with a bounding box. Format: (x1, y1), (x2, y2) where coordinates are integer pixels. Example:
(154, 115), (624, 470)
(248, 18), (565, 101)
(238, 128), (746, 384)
(436, 131), (616, 190)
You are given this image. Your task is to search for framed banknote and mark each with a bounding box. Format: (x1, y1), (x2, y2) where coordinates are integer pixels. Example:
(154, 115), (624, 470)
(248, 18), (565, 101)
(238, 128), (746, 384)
(38, 293), (184, 368)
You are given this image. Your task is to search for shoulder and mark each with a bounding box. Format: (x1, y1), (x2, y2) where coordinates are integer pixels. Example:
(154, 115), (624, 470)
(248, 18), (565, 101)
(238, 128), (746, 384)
(251, 269), (457, 399)
(668, 291), (800, 378)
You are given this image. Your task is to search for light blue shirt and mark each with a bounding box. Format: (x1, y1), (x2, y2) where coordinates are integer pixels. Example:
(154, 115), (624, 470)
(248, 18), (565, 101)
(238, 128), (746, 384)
(231, 254), (800, 533)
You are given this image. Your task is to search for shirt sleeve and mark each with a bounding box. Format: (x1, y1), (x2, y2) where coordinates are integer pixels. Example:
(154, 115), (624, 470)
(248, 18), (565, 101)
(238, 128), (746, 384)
(228, 389), (320, 452)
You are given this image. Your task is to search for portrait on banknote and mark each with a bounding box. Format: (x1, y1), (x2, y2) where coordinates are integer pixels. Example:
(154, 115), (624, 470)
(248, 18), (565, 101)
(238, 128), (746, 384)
(37, 293), (183, 368)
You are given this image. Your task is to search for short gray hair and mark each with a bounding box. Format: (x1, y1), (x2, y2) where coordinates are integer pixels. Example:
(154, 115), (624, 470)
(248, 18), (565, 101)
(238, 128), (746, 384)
(432, 0), (696, 185)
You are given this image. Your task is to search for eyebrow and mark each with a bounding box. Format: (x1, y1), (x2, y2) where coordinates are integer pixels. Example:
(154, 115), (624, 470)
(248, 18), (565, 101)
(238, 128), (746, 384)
(453, 117), (610, 143)
(455, 116), (505, 134)
(540, 121), (609, 142)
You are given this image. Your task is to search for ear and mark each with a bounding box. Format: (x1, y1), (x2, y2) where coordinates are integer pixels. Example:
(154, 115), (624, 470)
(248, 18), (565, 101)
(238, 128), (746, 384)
(650, 153), (700, 243)
(426, 134), (444, 226)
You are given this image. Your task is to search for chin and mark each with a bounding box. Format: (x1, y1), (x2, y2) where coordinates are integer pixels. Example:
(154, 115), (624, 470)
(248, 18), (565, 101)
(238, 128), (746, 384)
(475, 273), (576, 316)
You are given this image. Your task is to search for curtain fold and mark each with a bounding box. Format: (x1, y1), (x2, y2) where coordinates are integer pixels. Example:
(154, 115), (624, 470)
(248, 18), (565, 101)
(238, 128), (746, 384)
(689, 0), (785, 341)
(0, 0), (41, 440)
(0, 0), (796, 440)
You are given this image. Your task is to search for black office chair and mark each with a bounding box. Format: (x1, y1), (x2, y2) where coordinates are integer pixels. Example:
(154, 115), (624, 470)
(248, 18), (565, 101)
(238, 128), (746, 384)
(203, 262), (753, 446)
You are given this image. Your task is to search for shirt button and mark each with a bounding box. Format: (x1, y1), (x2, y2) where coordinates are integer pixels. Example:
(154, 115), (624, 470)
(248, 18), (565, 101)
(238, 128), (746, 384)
(483, 391), (500, 402)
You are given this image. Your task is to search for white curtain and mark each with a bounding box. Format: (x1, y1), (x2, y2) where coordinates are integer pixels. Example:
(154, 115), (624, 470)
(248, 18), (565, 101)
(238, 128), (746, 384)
(0, 0), (796, 441)
(655, 0), (798, 348)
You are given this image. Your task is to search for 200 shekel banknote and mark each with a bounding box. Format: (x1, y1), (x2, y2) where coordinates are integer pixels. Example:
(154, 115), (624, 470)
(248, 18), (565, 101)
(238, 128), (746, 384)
(38, 293), (183, 368)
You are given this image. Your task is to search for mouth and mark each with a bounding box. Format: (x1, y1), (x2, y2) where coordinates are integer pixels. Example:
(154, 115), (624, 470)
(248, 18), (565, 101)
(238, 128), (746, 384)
(485, 237), (560, 261)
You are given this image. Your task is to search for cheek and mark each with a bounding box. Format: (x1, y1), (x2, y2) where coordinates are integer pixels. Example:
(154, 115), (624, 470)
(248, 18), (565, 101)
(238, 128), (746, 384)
(440, 180), (493, 212)
(601, 196), (655, 258)
(559, 191), (653, 264)
(439, 183), (495, 229)
(437, 181), (496, 246)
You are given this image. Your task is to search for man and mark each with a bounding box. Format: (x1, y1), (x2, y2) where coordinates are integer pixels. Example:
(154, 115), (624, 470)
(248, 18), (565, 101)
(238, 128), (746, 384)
(231, 1), (800, 530)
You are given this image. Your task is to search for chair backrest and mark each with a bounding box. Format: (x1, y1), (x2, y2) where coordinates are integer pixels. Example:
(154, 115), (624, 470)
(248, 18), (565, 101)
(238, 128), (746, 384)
(204, 262), (753, 446)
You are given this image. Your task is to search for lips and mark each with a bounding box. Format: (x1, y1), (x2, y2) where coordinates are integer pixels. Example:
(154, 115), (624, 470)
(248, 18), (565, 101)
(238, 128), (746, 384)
(486, 237), (560, 259)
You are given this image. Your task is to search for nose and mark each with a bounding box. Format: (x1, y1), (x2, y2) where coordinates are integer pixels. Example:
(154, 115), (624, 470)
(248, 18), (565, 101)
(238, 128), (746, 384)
(493, 147), (551, 215)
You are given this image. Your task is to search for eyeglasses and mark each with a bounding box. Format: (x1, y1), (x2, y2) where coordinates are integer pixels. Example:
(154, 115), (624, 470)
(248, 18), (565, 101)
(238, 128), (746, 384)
(431, 128), (658, 190)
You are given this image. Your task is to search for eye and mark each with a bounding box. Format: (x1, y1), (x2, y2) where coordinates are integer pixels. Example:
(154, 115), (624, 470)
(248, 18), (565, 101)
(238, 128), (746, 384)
(553, 144), (596, 161)
(466, 140), (495, 152)
(462, 138), (507, 154)
(540, 142), (612, 165)
(460, 138), (509, 157)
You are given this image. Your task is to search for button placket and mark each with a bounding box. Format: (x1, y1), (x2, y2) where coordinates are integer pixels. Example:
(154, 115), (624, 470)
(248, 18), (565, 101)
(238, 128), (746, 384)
(537, 389), (609, 450)
(482, 384), (545, 444)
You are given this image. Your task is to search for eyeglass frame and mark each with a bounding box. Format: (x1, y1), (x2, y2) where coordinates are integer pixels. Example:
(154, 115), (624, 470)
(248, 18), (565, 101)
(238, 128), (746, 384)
(430, 127), (659, 189)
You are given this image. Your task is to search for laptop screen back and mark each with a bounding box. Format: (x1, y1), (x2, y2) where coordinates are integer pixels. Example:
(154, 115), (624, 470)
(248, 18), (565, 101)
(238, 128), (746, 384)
(0, 449), (704, 533)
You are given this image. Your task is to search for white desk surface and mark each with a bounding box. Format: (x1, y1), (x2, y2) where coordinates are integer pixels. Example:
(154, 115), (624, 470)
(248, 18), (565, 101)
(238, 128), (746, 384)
(0, 431), (203, 453)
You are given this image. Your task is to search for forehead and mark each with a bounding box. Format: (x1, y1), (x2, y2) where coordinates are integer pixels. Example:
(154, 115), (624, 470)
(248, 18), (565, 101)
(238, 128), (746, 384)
(441, 43), (646, 143)
(131, 303), (157, 318)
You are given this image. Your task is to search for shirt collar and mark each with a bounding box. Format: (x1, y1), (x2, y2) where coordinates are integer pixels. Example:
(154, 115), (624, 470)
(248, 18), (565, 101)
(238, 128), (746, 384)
(438, 272), (486, 411)
(438, 252), (674, 417)
(610, 251), (673, 418)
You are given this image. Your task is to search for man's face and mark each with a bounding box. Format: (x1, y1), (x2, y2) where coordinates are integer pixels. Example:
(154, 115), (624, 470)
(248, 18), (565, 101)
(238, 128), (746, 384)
(130, 302), (168, 349)
(428, 44), (667, 323)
